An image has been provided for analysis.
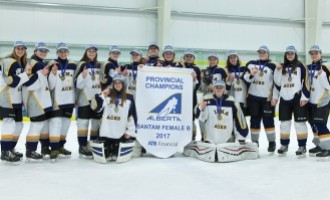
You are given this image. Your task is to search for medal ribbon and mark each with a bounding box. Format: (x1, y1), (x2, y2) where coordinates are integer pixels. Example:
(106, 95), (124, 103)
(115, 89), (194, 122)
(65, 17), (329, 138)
(58, 59), (68, 77)
(132, 65), (137, 81)
(234, 65), (241, 80)
(310, 63), (318, 85)
(215, 97), (223, 117)
(88, 61), (95, 77)
(115, 94), (121, 108)
(258, 61), (266, 73)
(287, 65), (292, 79)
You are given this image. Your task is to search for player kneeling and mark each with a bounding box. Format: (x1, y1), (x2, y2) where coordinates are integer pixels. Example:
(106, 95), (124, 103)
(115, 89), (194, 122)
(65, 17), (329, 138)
(90, 75), (136, 163)
(184, 80), (259, 162)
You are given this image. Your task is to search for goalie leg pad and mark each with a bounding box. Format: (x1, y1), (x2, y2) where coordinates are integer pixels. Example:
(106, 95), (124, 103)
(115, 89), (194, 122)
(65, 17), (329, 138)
(116, 141), (135, 163)
(132, 140), (143, 158)
(216, 142), (259, 163)
(184, 141), (217, 162)
(90, 141), (107, 164)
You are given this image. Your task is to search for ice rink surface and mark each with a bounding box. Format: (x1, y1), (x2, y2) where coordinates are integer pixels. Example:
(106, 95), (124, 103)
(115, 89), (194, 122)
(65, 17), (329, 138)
(1, 118), (330, 200)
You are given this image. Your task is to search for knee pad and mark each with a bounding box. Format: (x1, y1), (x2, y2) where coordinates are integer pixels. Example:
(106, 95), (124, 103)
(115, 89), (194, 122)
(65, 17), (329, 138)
(77, 119), (89, 131)
(49, 117), (62, 137)
(14, 121), (23, 137)
(27, 121), (45, 136)
(294, 122), (308, 134)
(1, 118), (16, 136)
(280, 120), (291, 133)
(90, 119), (100, 131)
(60, 118), (71, 137)
(40, 120), (49, 135)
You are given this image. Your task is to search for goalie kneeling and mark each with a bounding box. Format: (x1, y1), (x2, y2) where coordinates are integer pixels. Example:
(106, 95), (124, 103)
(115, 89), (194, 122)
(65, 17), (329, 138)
(90, 75), (136, 164)
(184, 79), (259, 163)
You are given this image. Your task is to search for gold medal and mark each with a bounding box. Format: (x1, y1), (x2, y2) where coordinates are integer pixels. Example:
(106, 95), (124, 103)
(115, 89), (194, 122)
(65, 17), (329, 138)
(288, 77), (292, 82)
(236, 79), (240, 84)
(60, 75), (65, 81)
(132, 80), (136, 85)
(114, 107), (119, 113)
(259, 71), (264, 77)
(218, 115), (222, 121)
(91, 75), (95, 81)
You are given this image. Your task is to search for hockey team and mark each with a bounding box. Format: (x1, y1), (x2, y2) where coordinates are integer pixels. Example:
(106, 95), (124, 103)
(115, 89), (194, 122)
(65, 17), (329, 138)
(1, 41), (330, 164)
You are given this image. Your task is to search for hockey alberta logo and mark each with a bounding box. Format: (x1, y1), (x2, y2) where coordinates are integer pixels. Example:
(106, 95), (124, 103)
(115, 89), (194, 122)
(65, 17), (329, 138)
(147, 93), (182, 121)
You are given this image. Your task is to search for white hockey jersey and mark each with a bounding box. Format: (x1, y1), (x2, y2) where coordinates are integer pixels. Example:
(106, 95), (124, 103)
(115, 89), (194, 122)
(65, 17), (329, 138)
(307, 61), (330, 107)
(22, 56), (52, 118)
(48, 58), (76, 110)
(75, 61), (102, 107)
(195, 94), (248, 144)
(227, 65), (248, 105)
(243, 60), (277, 101)
(274, 61), (310, 101)
(0, 57), (29, 109)
(123, 63), (139, 99)
(91, 93), (136, 139)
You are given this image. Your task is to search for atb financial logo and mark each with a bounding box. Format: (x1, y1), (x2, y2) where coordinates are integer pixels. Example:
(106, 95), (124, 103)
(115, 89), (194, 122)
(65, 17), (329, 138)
(147, 93), (182, 122)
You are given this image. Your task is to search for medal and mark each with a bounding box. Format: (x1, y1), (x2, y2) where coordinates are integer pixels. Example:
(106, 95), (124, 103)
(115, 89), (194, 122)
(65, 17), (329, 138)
(60, 75), (65, 81)
(234, 65), (241, 84)
(132, 79), (136, 85)
(258, 61), (266, 77)
(114, 107), (119, 113)
(58, 59), (68, 82)
(215, 96), (223, 121)
(288, 77), (292, 82)
(91, 75), (95, 81)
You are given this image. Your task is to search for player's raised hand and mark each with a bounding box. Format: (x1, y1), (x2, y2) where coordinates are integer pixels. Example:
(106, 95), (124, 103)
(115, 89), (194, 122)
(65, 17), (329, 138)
(227, 73), (235, 82)
(122, 67), (128, 76)
(82, 67), (88, 78)
(276, 64), (283, 70)
(102, 88), (110, 96)
(192, 71), (197, 80)
(199, 100), (207, 110)
(251, 67), (258, 76)
(25, 63), (31, 75)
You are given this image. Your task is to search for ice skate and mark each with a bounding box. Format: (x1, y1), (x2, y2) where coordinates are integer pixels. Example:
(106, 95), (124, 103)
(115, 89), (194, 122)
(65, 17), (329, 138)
(10, 149), (23, 160)
(50, 150), (60, 162)
(309, 146), (322, 157)
(268, 141), (276, 155)
(25, 150), (43, 163)
(79, 146), (93, 159)
(59, 147), (71, 159)
(277, 145), (288, 156)
(295, 146), (306, 159)
(41, 146), (51, 160)
(316, 150), (330, 162)
(1, 150), (21, 165)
